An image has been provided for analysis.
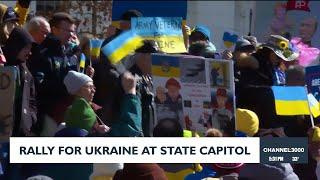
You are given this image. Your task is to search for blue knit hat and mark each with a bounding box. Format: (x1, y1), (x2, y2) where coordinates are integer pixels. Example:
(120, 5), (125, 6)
(192, 24), (211, 41)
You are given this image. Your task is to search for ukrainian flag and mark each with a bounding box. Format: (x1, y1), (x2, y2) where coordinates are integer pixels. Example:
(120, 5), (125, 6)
(101, 30), (143, 64)
(89, 39), (102, 58)
(79, 53), (86, 73)
(308, 93), (320, 118)
(272, 86), (309, 116)
(152, 55), (180, 77)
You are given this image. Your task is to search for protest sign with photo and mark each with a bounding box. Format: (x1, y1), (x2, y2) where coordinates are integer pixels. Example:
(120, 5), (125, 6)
(131, 17), (187, 53)
(151, 54), (235, 135)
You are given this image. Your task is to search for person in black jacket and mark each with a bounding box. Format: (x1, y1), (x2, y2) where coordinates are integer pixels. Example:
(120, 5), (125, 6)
(236, 35), (297, 129)
(34, 12), (78, 135)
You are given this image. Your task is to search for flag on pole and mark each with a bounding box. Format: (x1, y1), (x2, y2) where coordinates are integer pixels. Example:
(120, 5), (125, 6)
(272, 86), (309, 115)
(89, 39), (103, 58)
(79, 53), (86, 73)
(307, 93), (320, 118)
(101, 30), (143, 65)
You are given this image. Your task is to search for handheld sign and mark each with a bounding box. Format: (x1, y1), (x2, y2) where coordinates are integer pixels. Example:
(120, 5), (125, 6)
(306, 65), (320, 101)
(132, 17), (186, 53)
(151, 54), (235, 135)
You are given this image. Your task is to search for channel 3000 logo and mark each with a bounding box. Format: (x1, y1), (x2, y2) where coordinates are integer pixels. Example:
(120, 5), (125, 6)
(260, 137), (308, 164)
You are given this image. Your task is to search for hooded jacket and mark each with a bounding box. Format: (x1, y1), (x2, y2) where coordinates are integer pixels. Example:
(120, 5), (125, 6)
(3, 27), (33, 66)
(3, 27), (36, 136)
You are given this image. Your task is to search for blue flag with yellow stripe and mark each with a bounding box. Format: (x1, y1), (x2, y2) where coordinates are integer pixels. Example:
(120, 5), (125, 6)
(272, 86), (310, 115)
(101, 30), (143, 64)
(152, 54), (180, 77)
(79, 53), (86, 73)
(89, 39), (103, 58)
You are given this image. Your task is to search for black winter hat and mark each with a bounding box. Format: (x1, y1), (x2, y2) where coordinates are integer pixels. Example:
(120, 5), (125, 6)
(2, 7), (19, 23)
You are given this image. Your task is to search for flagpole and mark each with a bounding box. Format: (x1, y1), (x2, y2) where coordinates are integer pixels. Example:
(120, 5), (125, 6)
(305, 86), (315, 128)
(89, 39), (93, 67)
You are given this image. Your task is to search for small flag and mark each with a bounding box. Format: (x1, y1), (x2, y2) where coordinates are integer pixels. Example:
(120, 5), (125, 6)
(308, 93), (320, 118)
(272, 86), (309, 116)
(89, 39), (103, 58)
(286, 0), (310, 12)
(101, 30), (143, 65)
(79, 53), (86, 73)
(222, 31), (238, 48)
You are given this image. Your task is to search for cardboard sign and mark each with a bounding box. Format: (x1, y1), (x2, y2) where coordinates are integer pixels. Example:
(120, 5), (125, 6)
(132, 17), (186, 53)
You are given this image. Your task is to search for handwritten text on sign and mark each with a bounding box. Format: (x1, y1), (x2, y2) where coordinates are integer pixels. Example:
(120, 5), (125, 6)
(131, 17), (186, 53)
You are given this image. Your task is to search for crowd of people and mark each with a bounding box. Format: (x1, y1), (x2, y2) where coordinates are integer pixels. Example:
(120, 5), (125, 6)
(0, 1), (320, 180)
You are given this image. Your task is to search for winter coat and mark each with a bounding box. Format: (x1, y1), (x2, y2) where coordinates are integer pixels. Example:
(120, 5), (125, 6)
(3, 27), (36, 136)
(36, 34), (76, 123)
(108, 94), (142, 137)
(239, 163), (299, 180)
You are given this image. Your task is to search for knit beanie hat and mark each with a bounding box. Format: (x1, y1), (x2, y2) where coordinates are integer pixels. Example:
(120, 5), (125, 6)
(64, 71), (93, 95)
(2, 7), (19, 23)
(308, 127), (320, 161)
(113, 163), (167, 180)
(64, 98), (96, 131)
(192, 24), (211, 41)
(312, 127), (320, 142)
(26, 175), (53, 180)
(235, 108), (259, 137)
(211, 163), (244, 176)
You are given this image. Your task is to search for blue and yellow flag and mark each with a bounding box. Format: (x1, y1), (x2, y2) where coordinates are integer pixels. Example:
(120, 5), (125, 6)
(151, 54), (180, 77)
(272, 86), (309, 116)
(101, 30), (143, 64)
(307, 93), (320, 118)
(131, 17), (186, 53)
(79, 53), (86, 73)
(89, 39), (103, 58)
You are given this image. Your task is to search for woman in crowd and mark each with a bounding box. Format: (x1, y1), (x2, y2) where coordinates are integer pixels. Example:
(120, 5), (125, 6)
(236, 35), (297, 129)
(3, 27), (35, 137)
(55, 70), (110, 137)
(0, 7), (19, 46)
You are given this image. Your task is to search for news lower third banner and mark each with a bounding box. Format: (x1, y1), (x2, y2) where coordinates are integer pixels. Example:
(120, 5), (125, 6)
(9, 137), (308, 164)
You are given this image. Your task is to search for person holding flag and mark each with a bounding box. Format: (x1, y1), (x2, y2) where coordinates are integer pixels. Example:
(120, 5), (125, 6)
(92, 9), (143, 126)
(236, 35), (299, 128)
